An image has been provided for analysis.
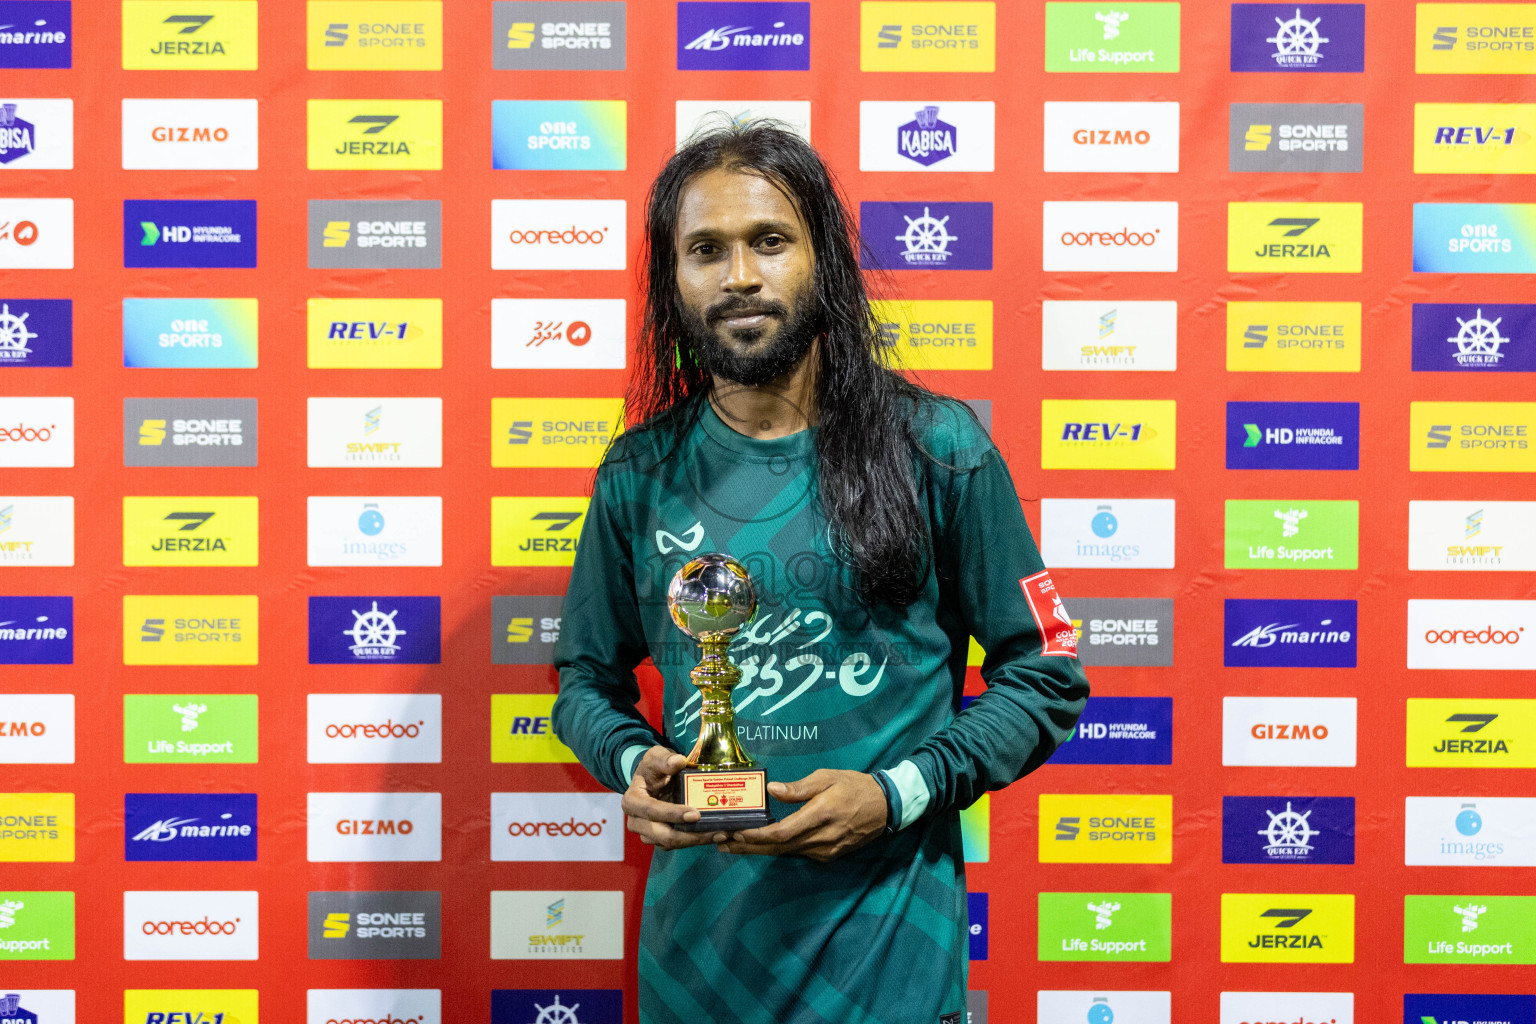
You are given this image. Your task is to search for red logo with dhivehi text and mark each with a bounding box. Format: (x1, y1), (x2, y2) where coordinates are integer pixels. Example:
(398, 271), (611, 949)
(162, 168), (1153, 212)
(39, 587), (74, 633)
(1020, 569), (1079, 658)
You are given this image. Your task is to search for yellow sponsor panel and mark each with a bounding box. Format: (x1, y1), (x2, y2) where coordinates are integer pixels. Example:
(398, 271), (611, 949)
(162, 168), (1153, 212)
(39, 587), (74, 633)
(125, 990), (259, 1024)
(307, 298), (443, 369)
(492, 398), (623, 469)
(123, 595), (259, 666)
(123, 496), (258, 567)
(1039, 794), (1172, 864)
(1416, 104), (1536, 173)
(1221, 893), (1354, 963)
(966, 636), (984, 666)
(1225, 302), (1362, 372)
(491, 694), (578, 763)
(122, 0), (259, 69)
(307, 1), (443, 70)
(870, 300), (993, 371)
(307, 99), (443, 170)
(491, 496), (590, 567)
(1407, 698), (1536, 767)
(1411, 401), (1536, 473)
(1041, 400), (1176, 470)
(0, 793), (74, 862)
(860, 2), (997, 72)
(1228, 202), (1364, 274)
(1417, 4), (1536, 75)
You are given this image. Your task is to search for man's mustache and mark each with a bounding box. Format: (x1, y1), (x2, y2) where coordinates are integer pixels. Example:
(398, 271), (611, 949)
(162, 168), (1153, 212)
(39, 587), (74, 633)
(706, 299), (788, 324)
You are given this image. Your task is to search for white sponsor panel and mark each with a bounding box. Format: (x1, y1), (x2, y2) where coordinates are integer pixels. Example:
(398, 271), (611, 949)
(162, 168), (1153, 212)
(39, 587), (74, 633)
(1405, 796), (1536, 867)
(0, 693), (73, 763)
(1041, 301), (1178, 371)
(0, 991), (74, 1021)
(1222, 697), (1358, 767)
(307, 791), (442, 862)
(306, 397), (443, 468)
(0, 99), (74, 168)
(1040, 498), (1175, 569)
(0, 198), (72, 269)
(1039, 991), (1171, 1023)
(675, 101), (810, 147)
(307, 988), (441, 1024)
(1042, 201), (1179, 273)
(0, 397), (73, 468)
(123, 890), (259, 960)
(491, 792), (624, 862)
(1220, 992), (1354, 1024)
(858, 101), (995, 172)
(490, 199), (626, 271)
(0, 495), (74, 565)
(489, 890), (623, 960)
(1043, 102), (1181, 173)
(1409, 500), (1536, 572)
(1407, 599), (1536, 670)
(490, 298), (627, 370)
(307, 693), (443, 764)
(306, 496), (442, 567)
(121, 98), (259, 170)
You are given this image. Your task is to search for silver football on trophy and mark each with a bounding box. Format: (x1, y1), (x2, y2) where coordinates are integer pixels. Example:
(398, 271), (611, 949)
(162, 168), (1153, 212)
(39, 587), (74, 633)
(666, 553), (757, 642)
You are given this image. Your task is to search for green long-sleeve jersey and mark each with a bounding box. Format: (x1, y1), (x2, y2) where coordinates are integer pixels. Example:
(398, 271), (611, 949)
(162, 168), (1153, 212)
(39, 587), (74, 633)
(551, 393), (1089, 1024)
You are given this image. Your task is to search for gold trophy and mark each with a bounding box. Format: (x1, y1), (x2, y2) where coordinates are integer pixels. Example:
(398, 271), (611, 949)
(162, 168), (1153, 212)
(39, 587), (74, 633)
(667, 553), (774, 832)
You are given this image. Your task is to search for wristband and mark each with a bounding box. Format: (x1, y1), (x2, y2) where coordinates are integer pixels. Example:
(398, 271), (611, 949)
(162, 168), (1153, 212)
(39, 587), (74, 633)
(869, 770), (898, 835)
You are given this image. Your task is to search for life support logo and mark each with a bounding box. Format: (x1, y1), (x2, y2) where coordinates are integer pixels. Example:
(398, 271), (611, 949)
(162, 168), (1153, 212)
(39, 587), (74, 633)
(122, 890), (258, 960)
(1042, 1), (1180, 73)
(0, 890), (74, 960)
(1404, 894), (1536, 965)
(1019, 571), (1078, 658)
(1037, 891), (1172, 962)
(122, 693), (258, 765)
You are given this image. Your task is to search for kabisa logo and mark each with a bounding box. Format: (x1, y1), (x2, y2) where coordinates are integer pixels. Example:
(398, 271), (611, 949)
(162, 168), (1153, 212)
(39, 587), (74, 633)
(1412, 303), (1535, 373)
(1405, 894), (1536, 965)
(676, 1), (809, 70)
(489, 890), (624, 960)
(491, 694), (579, 763)
(1406, 796), (1536, 867)
(1417, 3), (1536, 74)
(491, 497), (588, 567)
(491, 792), (624, 862)
(492, 990), (621, 1024)
(1228, 202), (1363, 272)
(1225, 401), (1358, 470)
(307, 297), (442, 370)
(1042, 1), (1179, 73)
(0, 693), (74, 764)
(123, 398), (256, 467)
(1230, 3), (1366, 72)
(0, 99), (71, 168)
(123, 890), (258, 960)
(121, 97), (258, 170)
(492, 1), (627, 70)
(491, 199), (627, 271)
(1220, 893), (1354, 963)
(122, 298), (258, 370)
(861, 100), (996, 172)
(1038, 992), (1171, 1024)
(1405, 993), (1536, 1024)
(1040, 499), (1176, 569)
(124, 200), (256, 269)
(121, 1), (258, 68)
(1042, 201), (1179, 272)
(307, 100), (442, 170)
(491, 595), (563, 665)
(859, 201), (993, 271)
(1043, 101), (1181, 173)
(308, 890), (441, 960)
(1041, 402), (1178, 471)
(126, 990), (260, 1024)
(0, 198), (72, 269)
(491, 298), (626, 370)
(1039, 794), (1171, 864)
(1054, 696), (1172, 766)
(0, 792), (73, 862)
(870, 299), (994, 372)
(124, 793), (256, 862)
(1225, 300), (1361, 372)
(492, 397), (622, 469)
(1415, 102), (1536, 174)
(307, 496), (443, 567)
(122, 496), (258, 567)
(0, 396), (72, 468)
(491, 100), (626, 171)
(307, 0), (443, 70)
(1224, 599), (1356, 668)
(1222, 696), (1358, 767)
(307, 396), (443, 469)
(1413, 203), (1536, 273)
(1409, 500), (1536, 572)
(1037, 891), (1172, 962)
(1412, 401), (1536, 473)
(0, 597), (70, 666)
(307, 792), (442, 863)
(861, 1), (996, 72)
(0, 2), (70, 69)
(123, 595), (257, 667)
(896, 105), (957, 166)
(1224, 500), (1359, 570)
(308, 200), (442, 270)
(0, 890), (73, 960)
(1408, 599), (1536, 671)
(308, 596), (441, 665)
(1041, 300), (1178, 371)
(1406, 699), (1536, 768)
(1067, 599), (1173, 668)
(0, 990), (76, 1022)
(0, 299), (69, 368)
(123, 693), (257, 764)
(1221, 796), (1355, 865)
(1229, 102), (1364, 173)
(307, 693), (443, 765)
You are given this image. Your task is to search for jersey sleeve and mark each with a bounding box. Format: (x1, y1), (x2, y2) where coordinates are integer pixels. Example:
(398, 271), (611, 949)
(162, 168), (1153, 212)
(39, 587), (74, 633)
(884, 442), (1090, 828)
(550, 462), (665, 794)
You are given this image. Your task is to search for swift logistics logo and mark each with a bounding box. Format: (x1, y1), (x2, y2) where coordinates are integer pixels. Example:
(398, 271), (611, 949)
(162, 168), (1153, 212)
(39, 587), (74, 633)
(1408, 500), (1536, 571)
(123, 693), (257, 764)
(860, 202), (993, 271)
(307, 792), (442, 863)
(0, 693), (74, 763)
(1042, 201), (1179, 272)
(1039, 499), (1176, 568)
(1041, 300), (1178, 371)
(126, 990), (260, 1024)
(0, 596), (70, 664)
(492, 1), (627, 70)
(860, 1), (996, 72)
(676, 1), (808, 70)
(1224, 500), (1359, 569)
(1411, 401), (1536, 473)
(307, 297), (442, 369)
(1226, 401), (1358, 470)
(492, 397), (622, 469)
(1040, 794), (1171, 864)
(1229, 102), (1363, 173)
(0, 98), (72, 168)
(307, 596), (441, 665)
(123, 595), (257, 666)
(491, 298), (626, 370)
(0, 396), (72, 468)
(1406, 796), (1536, 866)
(124, 792), (256, 862)
(1067, 599), (1173, 667)
(1405, 993), (1535, 1024)
(123, 298), (258, 369)
(1412, 304), (1536, 372)
(124, 200), (256, 269)
(1052, 696), (1172, 765)
(1037, 892), (1171, 962)
(858, 101), (996, 172)
(121, 97), (258, 170)
(492, 595), (563, 665)
(1417, 3), (1536, 74)
(307, 496), (443, 567)
(307, 692), (443, 764)
(491, 694), (579, 763)
(1226, 301), (1361, 372)
(0, 890), (73, 960)
(308, 890), (441, 959)
(306, 100), (442, 170)
(121, 1), (257, 68)
(491, 496), (588, 567)
(306, 396), (443, 468)
(1043, 2), (1179, 72)
(122, 496), (258, 567)
(1414, 202), (1536, 272)
(0, 792), (73, 861)
(0, 495), (75, 567)
(1230, 3), (1365, 71)
(1406, 698), (1536, 768)
(870, 300), (994, 372)
(492, 100), (626, 170)
(1223, 696), (1358, 767)
(0, 299), (70, 367)
(491, 199), (626, 270)
(0, 2), (71, 68)
(1228, 201), (1363, 272)
(491, 792), (624, 862)
(492, 991), (621, 1024)
(1415, 103), (1536, 174)
(0, 197), (73, 268)
(1408, 599), (1536, 671)
(308, 200), (441, 269)
(307, 0), (443, 70)
(1405, 895), (1536, 964)
(1220, 893), (1355, 963)
(1043, 101), (1180, 173)
(122, 890), (258, 960)
(1224, 598), (1356, 667)
(489, 890), (624, 959)
(1221, 796), (1355, 864)
(124, 397), (256, 467)
(1041, 401), (1177, 470)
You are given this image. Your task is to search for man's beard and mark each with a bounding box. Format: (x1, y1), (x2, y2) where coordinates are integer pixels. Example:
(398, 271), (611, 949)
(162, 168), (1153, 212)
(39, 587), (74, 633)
(679, 286), (820, 388)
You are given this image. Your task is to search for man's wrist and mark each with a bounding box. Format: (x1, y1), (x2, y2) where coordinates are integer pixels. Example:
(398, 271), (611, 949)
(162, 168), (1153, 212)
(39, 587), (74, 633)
(869, 770), (898, 836)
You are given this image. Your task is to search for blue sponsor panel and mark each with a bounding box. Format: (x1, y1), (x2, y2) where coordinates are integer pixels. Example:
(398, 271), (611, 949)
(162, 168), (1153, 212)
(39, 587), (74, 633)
(1226, 401), (1359, 470)
(1412, 303), (1536, 373)
(1413, 203), (1536, 274)
(492, 990), (622, 1024)
(0, 1), (72, 68)
(676, 2), (810, 70)
(124, 792), (258, 861)
(1404, 993), (1535, 1024)
(1230, 4), (1365, 72)
(308, 596), (442, 665)
(860, 202), (994, 271)
(0, 298), (70, 367)
(123, 199), (258, 269)
(122, 298), (259, 369)
(1051, 696), (1173, 765)
(1222, 796), (1355, 864)
(967, 892), (988, 960)
(0, 596), (71, 664)
(1224, 598), (1357, 668)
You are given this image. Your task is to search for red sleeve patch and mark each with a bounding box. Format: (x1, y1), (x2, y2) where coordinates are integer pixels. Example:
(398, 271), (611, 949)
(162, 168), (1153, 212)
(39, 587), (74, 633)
(1020, 570), (1079, 659)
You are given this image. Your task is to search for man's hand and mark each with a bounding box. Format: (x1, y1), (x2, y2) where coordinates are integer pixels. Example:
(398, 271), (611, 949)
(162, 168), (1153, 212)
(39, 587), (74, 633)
(716, 769), (888, 863)
(622, 745), (730, 850)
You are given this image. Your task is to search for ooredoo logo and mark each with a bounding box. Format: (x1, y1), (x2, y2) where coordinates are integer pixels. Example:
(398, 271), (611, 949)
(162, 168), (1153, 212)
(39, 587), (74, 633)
(122, 890), (258, 960)
(491, 200), (625, 270)
(1409, 600), (1536, 671)
(1042, 202), (1178, 272)
(308, 791), (441, 862)
(308, 987), (443, 1023)
(308, 694), (442, 764)
(491, 792), (623, 861)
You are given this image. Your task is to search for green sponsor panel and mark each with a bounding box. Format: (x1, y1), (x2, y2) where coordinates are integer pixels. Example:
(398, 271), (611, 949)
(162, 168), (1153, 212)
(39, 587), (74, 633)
(1225, 500), (1359, 570)
(123, 694), (258, 763)
(1044, 3), (1181, 73)
(1038, 891), (1172, 961)
(1404, 895), (1536, 965)
(0, 891), (74, 960)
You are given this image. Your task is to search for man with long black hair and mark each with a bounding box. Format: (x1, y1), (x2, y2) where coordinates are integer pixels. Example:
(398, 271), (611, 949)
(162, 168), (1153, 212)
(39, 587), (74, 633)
(551, 121), (1088, 1023)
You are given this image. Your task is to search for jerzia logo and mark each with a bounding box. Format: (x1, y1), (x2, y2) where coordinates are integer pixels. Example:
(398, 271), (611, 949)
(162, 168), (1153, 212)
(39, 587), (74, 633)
(1228, 202), (1363, 272)
(492, 497), (588, 567)
(307, 100), (442, 170)
(121, 1), (258, 68)
(1407, 699), (1536, 768)
(1220, 892), (1354, 963)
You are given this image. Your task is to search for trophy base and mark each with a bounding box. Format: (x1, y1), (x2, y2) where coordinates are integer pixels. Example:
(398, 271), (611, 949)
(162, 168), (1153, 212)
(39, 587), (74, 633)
(674, 766), (775, 833)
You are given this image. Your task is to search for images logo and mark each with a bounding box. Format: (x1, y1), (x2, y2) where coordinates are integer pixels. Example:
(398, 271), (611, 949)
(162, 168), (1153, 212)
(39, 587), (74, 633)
(489, 890), (624, 960)
(869, 299), (994, 372)
(1224, 500), (1358, 570)
(492, 595), (564, 665)
(0, 98), (71, 168)
(491, 792), (623, 862)
(492, 990), (621, 1024)
(1409, 500), (1536, 572)
(491, 497), (588, 567)
(1043, 102), (1180, 173)
(1230, 3), (1365, 71)
(1406, 796), (1536, 866)
(1408, 600), (1536, 671)
(307, 297), (442, 369)
(123, 397), (256, 467)
(0, 596), (70, 665)
(122, 496), (258, 567)
(1040, 499), (1176, 568)
(1417, 3), (1536, 74)
(1412, 303), (1535, 373)
(1042, 201), (1179, 272)
(1228, 201), (1363, 272)
(858, 100), (996, 172)
(122, 298), (258, 369)
(1411, 401), (1536, 473)
(860, 201), (993, 271)
(492, 1), (626, 70)
(492, 100), (626, 171)
(307, 496), (443, 567)
(1408, 699), (1536, 768)
(0, 198), (72, 268)
(308, 200), (441, 270)
(307, 100), (442, 170)
(1226, 401), (1359, 470)
(0, 693), (73, 764)
(1066, 599), (1173, 667)
(307, 792), (442, 863)
(308, 597), (441, 665)
(0, 890), (73, 960)
(1043, 1), (1178, 71)
(124, 793), (256, 862)
(1225, 598), (1356, 668)
(1229, 102), (1363, 173)
(491, 199), (626, 270)
(1040, 993), (1171, 1024)
(0, 793), (72, 862)
(0, 299), (70, 368)
(121, 97), (258, 170)
(1037, 891), (1172, 962)
(308, 890), (441, 959)
(307, 693), (442, 765)
(1222, 796), (1354, 864)
(121, 1), (258, 68)
(677, 1), (809, 70)
(490, 298), (625, 370)
(1405, 894), (1536, 964)
(1405, 993), (1535, 1024)
(124, 693), (257, 764)
(122, 890), (258, 960)
(308, 0), (442, 69)
(1042, 300), (1178, 371)
(124, 199), (256, 269)
(1414, 202), (1536, 273)
(861, 1), (996, 72)
(491, 397), (622, 469)
(491, 694), (577, 763)
(0, 2), (71, 68)
(1220, 893), (1354, 963)
(1039, 794), (1171, 864)
(1053, 696), (1172, 765)
(1223, 696), (1357, 767)
(1041, 402), (1177, 470)
(122, 595), (257, 666)
(1225, 300), (1360, 372)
